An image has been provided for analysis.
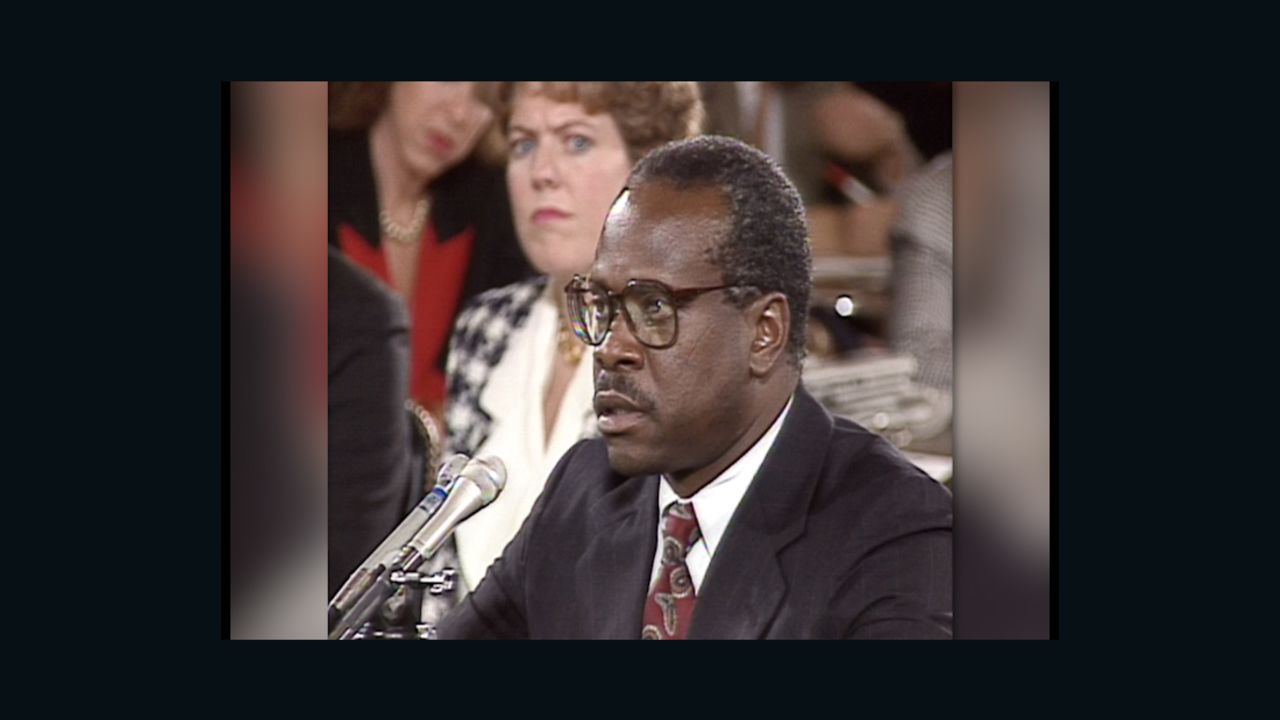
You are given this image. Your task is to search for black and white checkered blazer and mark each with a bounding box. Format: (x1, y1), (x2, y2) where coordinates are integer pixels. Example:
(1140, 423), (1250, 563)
(425, 275), (596, 623)
(443, 275), (549, 457)
(422, 276), (549, 624)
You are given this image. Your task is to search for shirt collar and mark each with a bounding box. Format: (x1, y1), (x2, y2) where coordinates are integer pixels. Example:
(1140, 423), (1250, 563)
(658, 394), (795, 558)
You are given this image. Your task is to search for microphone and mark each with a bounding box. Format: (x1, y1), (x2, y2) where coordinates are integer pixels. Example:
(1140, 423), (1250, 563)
(328, 455), (506, 637)
(395, 455), (507, 573)
(329, 454), (468, 621)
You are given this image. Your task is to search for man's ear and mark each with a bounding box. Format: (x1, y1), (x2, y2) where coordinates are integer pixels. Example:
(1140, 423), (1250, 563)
(748, 292), (790, 377)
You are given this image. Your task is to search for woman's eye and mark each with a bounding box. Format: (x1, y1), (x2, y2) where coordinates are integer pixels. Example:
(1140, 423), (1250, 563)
(509, 137), (535, 158)
(567, 135), (593, 153)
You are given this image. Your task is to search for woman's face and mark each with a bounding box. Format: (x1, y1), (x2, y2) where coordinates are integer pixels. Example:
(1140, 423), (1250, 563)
(384, 82), (493, 181)
(506, 88), (633, 281)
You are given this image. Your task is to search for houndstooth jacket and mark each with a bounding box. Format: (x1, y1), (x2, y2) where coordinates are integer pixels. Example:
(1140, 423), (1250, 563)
(444, 275), (551, 458)
(422, 276), (551, 624)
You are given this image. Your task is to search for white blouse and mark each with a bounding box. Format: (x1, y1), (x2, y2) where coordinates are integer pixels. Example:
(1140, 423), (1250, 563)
(453, 282), (597, 591)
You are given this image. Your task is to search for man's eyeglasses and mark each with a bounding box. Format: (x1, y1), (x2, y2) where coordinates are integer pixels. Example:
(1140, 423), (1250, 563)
(564, 274), (753, 349)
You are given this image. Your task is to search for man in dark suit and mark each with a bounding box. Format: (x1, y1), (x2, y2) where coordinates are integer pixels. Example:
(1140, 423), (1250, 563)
(328, 246), (418, 598)
(437, 136), (951, 639)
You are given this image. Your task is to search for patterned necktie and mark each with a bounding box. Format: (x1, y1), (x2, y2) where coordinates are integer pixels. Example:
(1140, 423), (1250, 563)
(642, 501), (702, 640)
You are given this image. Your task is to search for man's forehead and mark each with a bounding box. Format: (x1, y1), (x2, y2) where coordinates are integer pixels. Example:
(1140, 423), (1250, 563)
(594, 182), (730, 286)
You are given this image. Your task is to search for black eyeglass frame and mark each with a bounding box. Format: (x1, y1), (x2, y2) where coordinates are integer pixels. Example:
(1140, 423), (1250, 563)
(563, 274), (755, 350)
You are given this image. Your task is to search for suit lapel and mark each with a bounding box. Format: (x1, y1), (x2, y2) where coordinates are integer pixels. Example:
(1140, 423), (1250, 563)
(687, 387), (834, 639)
(686, 506), (787, 639)
(575, 473), (659, 639)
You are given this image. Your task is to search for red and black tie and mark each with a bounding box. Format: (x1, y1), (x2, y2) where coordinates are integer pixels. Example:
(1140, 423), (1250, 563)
(642, 502), (702, 640)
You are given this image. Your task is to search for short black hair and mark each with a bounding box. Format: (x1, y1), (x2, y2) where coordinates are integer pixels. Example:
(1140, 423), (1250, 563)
(629, 135), (812, 366)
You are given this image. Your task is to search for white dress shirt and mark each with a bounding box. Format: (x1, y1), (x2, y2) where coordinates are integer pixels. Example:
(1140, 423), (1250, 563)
(649, 395), (794, 593)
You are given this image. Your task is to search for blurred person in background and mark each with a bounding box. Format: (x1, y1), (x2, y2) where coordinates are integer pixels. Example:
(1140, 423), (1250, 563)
(700, 82), (921, 258)
(700, 82), (920, 202)
(421, 83), (704, 619)
(953, 82), (1051, 638)
(891, 152), (953, 396)
(328, 82), (532, 420)
(327, 245), (415, 598)
(231, 82), (329, 638)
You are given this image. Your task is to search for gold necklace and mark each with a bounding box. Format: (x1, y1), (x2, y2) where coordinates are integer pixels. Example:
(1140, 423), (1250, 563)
(379, 198), (429, 246)
(558, 319), (585, 365)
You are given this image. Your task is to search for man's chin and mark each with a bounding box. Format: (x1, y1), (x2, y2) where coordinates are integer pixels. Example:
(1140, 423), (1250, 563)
(603, 441), (659, 478)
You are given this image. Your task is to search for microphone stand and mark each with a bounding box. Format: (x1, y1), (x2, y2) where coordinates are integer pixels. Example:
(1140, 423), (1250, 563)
(330, 545), (458, 639)
(347, 568), (457, 640)
(329, 455), (505, 639)
(329, 534), (462, 639)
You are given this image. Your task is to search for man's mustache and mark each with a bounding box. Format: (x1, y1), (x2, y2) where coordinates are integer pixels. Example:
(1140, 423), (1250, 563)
(594, 372), (652, 411)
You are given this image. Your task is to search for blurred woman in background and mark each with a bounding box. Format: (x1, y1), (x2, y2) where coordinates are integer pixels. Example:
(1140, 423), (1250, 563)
(328, 82), (532, 417)
(437, 82), (704, 599)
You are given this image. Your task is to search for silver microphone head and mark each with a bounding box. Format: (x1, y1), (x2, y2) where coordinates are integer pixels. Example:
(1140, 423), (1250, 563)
(399, 455), (509, 566)
(461, 456), (507, 503)
(435, 453), (470, 489)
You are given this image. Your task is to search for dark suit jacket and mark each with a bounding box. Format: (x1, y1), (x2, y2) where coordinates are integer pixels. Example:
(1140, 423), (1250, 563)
(327, 247), (416, 598)
(437, 387), (952, 639)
